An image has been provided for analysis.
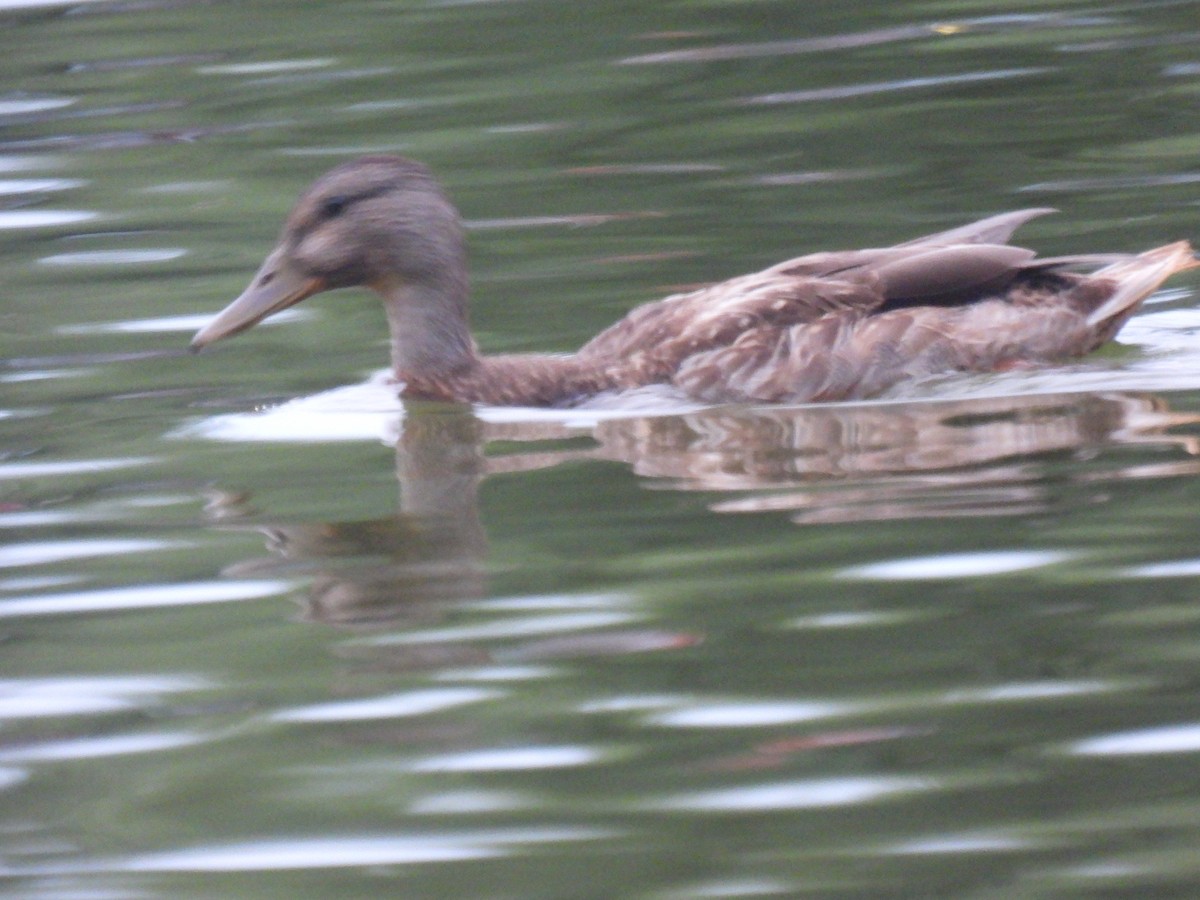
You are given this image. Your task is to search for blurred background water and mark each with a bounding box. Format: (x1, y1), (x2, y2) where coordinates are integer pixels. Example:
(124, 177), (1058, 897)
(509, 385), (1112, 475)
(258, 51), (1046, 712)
(5, 0), (1200, 896)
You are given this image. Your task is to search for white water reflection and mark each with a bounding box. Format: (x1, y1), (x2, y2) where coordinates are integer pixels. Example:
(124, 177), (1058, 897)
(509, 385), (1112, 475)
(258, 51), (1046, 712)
(787, 609), (929, 629)
(0, 458), (151, 480)
(0, 96), (74, 115)
(125, 838), (497, 869)
(745, 67), (1051, 104)
(0, 367), (92, 383)
(0, 731), (201, 762)
(1070, 723), (1200, 756)
(0, 210), (96, 229)
(658, 877), (797, 898)
(103, 827), (617, 872)
(882, 831), (1035, 855)
(618, 14), (1113, 65)
(272, 687), (501, 723)
(649, 700), (854, 728)
(0, 579), (292, 618)
(1, 507), (141, 527)
(0, 155), (45, 171)
(0, 177), (83, 194)
(39, 249), (187, 266)
(409, 790), (531, 815)
(1122, 559), (1200, 578)
(0, 676), (204, 719)
(646, 678), (1126, 732)
(408, 745), (602, 772)
(174, 369), (403, 443)
(432, 665), (558, 682)
(62, 310), (308, 335)
(0, 538), (181, 568)
(197, 59), (335, 76)
(945, 681), (1119, 703)
(0, 574), (79, 591)
(650, 776), (933, 812)
(577, 694), (688, 714)
(840, 550), (1073, 580)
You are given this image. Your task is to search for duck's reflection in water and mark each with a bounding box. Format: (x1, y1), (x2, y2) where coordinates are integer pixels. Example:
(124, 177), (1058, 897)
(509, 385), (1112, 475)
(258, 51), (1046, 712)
(587, 391), (1200, 523)
(206, 391), (1200, 639)
(210, 411), (489, 633)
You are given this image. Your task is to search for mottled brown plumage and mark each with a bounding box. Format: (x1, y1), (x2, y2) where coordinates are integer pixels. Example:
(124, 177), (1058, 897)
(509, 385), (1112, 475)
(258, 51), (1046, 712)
(192, 155), (1198, 406)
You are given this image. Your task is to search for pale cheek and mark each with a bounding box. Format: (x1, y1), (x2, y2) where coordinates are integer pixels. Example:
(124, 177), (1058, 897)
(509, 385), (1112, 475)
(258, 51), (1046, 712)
(296, 230), (355, 273)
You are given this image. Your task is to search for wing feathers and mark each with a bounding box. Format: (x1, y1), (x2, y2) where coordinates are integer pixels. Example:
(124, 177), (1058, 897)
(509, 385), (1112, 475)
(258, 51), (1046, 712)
(871, 244), (1036, 306)
(577, 211), (1195, 404)
(894, 208), (1057, 248)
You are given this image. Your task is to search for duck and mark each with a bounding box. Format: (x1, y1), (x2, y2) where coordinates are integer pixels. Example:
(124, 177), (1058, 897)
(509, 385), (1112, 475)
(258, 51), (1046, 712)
(191, 155), (1198, 406)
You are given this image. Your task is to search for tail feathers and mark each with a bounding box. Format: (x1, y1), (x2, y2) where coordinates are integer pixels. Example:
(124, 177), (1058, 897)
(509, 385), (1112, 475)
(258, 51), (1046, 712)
(1085, 241), (1200, 328)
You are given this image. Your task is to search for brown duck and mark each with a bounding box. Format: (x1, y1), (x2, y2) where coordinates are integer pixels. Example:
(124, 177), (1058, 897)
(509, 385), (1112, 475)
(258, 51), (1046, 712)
(192, 155), (1198, 406)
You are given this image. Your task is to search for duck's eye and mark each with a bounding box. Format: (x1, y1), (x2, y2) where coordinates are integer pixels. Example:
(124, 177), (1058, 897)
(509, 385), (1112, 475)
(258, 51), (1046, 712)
(320, 195), (348, 219)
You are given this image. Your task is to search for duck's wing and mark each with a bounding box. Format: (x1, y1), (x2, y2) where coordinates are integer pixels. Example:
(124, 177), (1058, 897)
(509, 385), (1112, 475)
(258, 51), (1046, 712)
(580, 236), (1050, 372)
(576, 271), (884, 384)
(579, 209), (1179, 399)
(672, 241), (1198, 404)
(892, 207), (1057, 248)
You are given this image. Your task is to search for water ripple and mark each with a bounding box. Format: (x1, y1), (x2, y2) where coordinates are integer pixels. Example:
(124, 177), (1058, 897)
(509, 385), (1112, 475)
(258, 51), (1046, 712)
(100, 827), (618, 872)
(0, 210), (96, 229)
(197, 59), (335, 76)
(39, 249), (187, 266)
(619, 15), (1112, 65)
(129, 837), (498, 869)
(649, 700), (854, 728)
(0, 580), (293, 618)
(0, 96), (73, 115)
(1121, 559), (1200, 578)
(840, 550), (1072, 580)
(408, 790), (531, 814)
(787, 610), (927, 630)
(63, 310), (307, 335)
(648, 776), (934, 812)
(408, 745), (603, 772)
(361, 611), (639, 645)
(881, 831), (1035, 855)
(0, 676), (205, 720)
(271, 687), (502, 723)
(0, 731), (201, 762)
(745, 68), (1051, 105)
(1070, 723), (1200, 756)
(0, 178), (83, 194)
(0, 538), (182, 568)
(1021, 173), (1200, 192)
(642, 678), (1124, 732)
(432, 665), (558, 682)
(0, 457), (154, 482)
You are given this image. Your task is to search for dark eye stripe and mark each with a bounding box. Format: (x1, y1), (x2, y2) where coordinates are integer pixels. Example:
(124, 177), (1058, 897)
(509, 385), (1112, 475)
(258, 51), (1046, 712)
(317, 183), (395, 220)
(320, 195), (348, 218)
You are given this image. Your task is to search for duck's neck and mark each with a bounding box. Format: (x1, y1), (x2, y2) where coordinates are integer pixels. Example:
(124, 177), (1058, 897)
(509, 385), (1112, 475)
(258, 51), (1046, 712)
(379, 276), (479, 381)
(379, 276), (617, 406)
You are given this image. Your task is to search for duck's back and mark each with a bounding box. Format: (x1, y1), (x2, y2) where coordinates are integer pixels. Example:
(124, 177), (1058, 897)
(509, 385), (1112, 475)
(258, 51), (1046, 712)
(578, 210), (1197, 404)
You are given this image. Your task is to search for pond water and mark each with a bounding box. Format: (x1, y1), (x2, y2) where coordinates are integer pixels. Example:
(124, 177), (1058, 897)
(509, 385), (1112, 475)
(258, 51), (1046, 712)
(5, 0), (1200, 896)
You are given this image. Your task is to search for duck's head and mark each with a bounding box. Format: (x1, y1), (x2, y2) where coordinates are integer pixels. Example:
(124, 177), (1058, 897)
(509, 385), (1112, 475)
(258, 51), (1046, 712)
(191, 155), (469, 358)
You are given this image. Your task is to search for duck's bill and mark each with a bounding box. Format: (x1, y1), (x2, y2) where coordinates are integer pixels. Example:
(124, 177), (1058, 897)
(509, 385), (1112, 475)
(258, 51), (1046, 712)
(190, 246), (326, 350)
